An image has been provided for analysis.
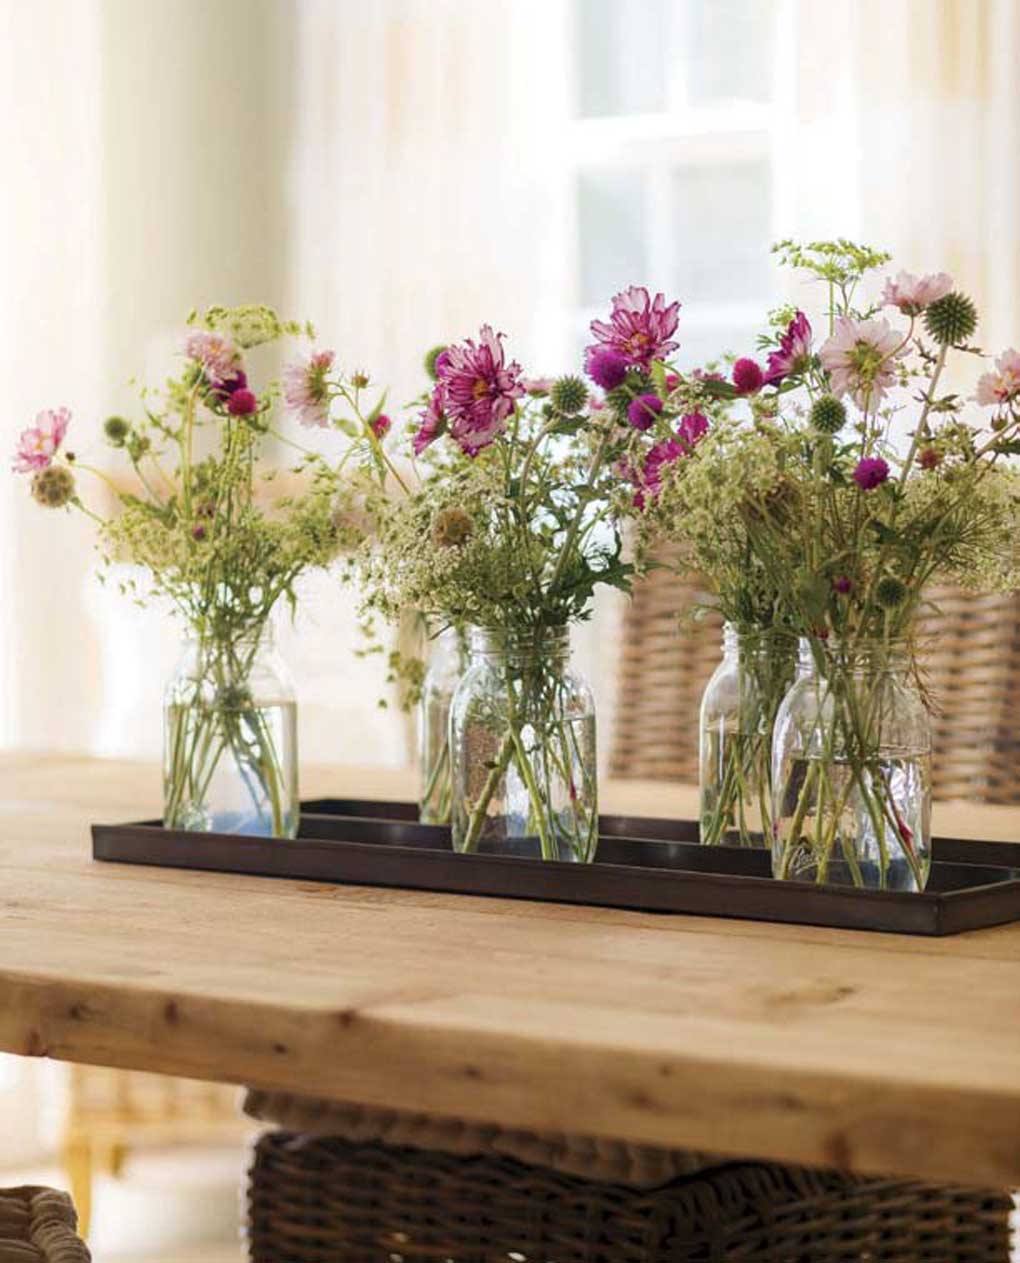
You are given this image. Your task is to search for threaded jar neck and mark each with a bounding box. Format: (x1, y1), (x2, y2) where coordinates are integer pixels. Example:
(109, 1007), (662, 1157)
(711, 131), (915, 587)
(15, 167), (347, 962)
(467, 624), (570, 665)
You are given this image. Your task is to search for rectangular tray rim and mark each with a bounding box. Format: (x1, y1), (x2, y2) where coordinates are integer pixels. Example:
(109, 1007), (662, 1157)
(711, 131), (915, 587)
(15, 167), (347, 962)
(90, 807), (1020, 938)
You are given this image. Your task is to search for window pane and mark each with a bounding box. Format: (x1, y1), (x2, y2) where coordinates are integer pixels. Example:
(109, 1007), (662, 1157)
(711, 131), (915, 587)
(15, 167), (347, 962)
(576, 0), (668, 117)
(675, 0), (777, 106)
(578, 169), (650, 306)
(670, 163), (772, 303)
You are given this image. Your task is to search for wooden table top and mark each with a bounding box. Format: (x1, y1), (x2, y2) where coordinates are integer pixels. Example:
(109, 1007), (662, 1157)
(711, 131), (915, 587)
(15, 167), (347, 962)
(1, 754), (1019, 1187)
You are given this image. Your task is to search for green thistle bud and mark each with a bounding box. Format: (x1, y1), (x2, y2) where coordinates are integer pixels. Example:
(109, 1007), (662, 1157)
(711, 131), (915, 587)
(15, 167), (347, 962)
(550, 375), (588, 415)
(924, 292), (978, 346)
(424, 345), (448, 381)
(103, 415), (130, 446)
(875, 575), (907, 608)
(30, 465), (75, 509)
(809, 395), (846, 434)
(432, 507), (473, 548)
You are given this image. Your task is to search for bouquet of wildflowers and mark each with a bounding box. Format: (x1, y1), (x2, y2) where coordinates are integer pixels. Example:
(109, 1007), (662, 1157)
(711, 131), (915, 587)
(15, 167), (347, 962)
(13, 304), (385, 837)
(358, 304), (662, 858)
(628, 241), (1020, 887)
(594, 298), (795, 849)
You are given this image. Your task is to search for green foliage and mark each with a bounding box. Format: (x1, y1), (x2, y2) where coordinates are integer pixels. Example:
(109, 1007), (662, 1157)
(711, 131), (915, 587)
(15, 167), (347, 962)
(61, 306), (367, 654)
(355, 395), (629, 636)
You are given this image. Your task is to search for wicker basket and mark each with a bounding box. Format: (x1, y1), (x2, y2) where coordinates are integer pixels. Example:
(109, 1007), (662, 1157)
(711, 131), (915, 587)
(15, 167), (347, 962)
(610, 567), (1020, 805)
(0, 1186), (90, 1263)
(246, 1131), (1013, 1263)
(609, 562), (722, 781)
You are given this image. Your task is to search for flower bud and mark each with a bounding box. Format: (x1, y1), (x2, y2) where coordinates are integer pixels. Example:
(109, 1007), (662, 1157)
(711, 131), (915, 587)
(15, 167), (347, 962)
(31, 465), (75, 509)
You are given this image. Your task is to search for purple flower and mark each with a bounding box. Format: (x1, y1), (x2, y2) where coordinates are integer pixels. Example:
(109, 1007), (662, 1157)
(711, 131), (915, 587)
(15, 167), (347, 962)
(210, 369), (248, 404)
(732, 358), (765, 395)
(677, 411), (708, 449)
(852, 456), (890, 490)
(766, 311), (813, 384)
(371, 413), (391, 439)
(627, 393), (662, 431)
(412, 391), (446, 456)
(642, 436), (685, 499)
(435, 324), (524, 455)
(226, 388), (258, 416)
(833, 576), (853, 595)
(588, 285), (680, 371)
(584, 346), (628, 391)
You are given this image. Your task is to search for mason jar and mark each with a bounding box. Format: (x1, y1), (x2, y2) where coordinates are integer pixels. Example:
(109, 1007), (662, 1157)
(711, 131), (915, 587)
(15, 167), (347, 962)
(771, 637), (932, 891)
(163, 626), (298, 837)
(699, 624), (794, 847)
(449, 625), (597, 861)
(418, 626), (465, 825)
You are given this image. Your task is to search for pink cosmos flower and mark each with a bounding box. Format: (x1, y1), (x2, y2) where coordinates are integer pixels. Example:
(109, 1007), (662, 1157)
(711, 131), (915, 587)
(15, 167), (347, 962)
(283, 349), (336, 428)
(521, 377), (554, 396)
(371, 413), (392, 439)
(13, 407), (71, 473)
(974, 348), (1020, 407)
(881, 271), (953, 316)
(766, 311), (813, 383)
(819, 316), (906, 410)
(677, 411), (708, 449)
(412, 391), (446, 456)
(435, 325), (524, 455)
(185, 331), (242, 384)
(588, 286), (680, 371)
(641, 436), (685, 500)
(625, 415), (707, 510)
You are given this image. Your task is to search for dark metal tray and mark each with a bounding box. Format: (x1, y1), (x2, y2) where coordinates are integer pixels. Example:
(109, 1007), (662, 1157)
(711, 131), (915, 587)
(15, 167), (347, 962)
(91, 796), (1020, 937)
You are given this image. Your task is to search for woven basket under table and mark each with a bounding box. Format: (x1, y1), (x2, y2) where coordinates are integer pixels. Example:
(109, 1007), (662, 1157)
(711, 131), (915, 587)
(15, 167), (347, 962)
(247, 1131), (1013, 1263)
(0, 1186), (90, 1263)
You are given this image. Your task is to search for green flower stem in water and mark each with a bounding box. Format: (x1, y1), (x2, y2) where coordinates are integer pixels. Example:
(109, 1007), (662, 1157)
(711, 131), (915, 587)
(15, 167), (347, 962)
(774, 645), (930, 890)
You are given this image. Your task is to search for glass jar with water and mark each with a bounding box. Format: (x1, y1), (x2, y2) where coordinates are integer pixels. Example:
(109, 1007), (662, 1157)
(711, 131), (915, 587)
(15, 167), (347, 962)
(449, 625), (597, 862)
(163, 625), (298, 837)
(771, 637), (931, 891)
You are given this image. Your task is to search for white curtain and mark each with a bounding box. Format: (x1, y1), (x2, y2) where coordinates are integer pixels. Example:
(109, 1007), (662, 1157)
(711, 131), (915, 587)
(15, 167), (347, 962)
(288, 0), (574, 400)
(781, 0), (1020, 352)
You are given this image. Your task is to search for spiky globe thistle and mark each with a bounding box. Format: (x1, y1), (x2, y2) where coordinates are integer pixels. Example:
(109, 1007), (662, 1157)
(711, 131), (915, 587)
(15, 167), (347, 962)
(103, 415), (130, 446)
(550, 375), (588, 415)
(809, 395), (846, 434)
(424, 345), (448, 381)
(924, 292), (977, 346)
(30, 465), (75, 509)
(875, 575), (908, 608)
